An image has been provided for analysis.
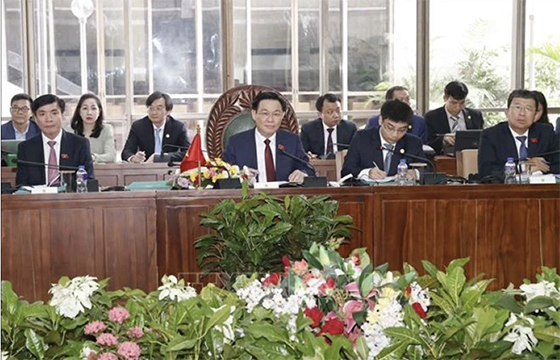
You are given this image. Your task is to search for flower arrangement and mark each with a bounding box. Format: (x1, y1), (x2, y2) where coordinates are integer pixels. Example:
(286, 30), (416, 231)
(2, 245), (560, 359)
(168, 158), (250, 189)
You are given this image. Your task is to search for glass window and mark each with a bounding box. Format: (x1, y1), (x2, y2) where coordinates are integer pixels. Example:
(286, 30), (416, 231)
(525, 0), (560, 109)
(2, 0), (25, 118)
(429, 0), (512, 125)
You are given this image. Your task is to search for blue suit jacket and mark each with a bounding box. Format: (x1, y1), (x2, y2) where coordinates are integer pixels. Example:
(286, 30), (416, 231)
(342, 128), (425, 177)
(478, 122), (560, 178)
(223, 128), (310, 181)
(1, 120), (41, 140)
(121, 116), (190, 162)
(366, 114), (428, 144)
(16, 131), (95, 186)
(300, 118), (357, 156)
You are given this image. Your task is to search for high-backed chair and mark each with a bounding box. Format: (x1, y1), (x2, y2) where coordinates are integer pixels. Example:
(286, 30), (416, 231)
(205, 85), (299, 159)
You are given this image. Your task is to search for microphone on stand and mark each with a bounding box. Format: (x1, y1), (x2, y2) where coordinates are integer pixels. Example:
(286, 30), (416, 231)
(380, 146), (447, 185)
(157, 144), (191, 166)
(17, 160), (80, 188)
(511, 148), (560, 181)
(278, 144), (327, 187)
(322, 142), (350, 159)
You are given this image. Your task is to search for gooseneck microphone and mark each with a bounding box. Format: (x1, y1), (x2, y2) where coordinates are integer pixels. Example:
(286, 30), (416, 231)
(278, 144), (317, 176)
(17, 160), (80, 187)
(380, 146), (447, 185)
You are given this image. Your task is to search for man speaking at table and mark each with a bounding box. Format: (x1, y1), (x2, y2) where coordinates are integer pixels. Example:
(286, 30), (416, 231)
(16, 94), (94, 186)
(342, 99), (424, 180)
(223, 91), (310, 183)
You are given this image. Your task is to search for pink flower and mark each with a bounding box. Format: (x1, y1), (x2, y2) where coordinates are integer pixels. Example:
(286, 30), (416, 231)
(342, 300), (364, 332)
(319, 278), (336, 295)
(96, 333), (118, 347)
(84, 320), (106, 335)
(291, 260), (308, 276)
(117, 341), (141, 359)
(108, 307), (130, 325)
(98, 353), (118, 360)
(127, 326), (144, 339)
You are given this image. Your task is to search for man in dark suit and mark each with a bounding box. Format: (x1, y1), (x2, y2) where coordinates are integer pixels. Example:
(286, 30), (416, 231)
(342, 99), (424, 179)
(366, 86), (428, 144)
(121, 91), (190, 163)
(16, 94), (94, 186)
(425, 81), (484, 154)
(223, 91), (309, 183)
(300, 93), (357, 158)
(1, 93), (40, 140)
(478, 89), (559, 178)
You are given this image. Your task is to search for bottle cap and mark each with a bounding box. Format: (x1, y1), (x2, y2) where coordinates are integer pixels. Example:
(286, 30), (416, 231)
(506, 157), (514, 162)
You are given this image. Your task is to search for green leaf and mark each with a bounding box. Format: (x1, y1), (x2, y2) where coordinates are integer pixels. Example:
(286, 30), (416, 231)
(444, 267), (466, 306)
(24, 328), (47, 360)
(1, 281), (19, 317)
(165, 336), (198, 352)
(247, 323), (289, 344)
(383, 327), (423, 345)
(534, 340), (557, 359)
(429, 292), (454, 316)
(525, 296), (555, 314)
(376, 340), (409, 360)
(421, 260), (439, 278)
(533, 326), (560, 345)
(354, 336), (370, 360)
(446, 257), (470, 273)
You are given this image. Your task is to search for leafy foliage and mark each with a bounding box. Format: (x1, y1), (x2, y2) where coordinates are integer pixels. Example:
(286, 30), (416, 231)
(195, 193), (354, 282)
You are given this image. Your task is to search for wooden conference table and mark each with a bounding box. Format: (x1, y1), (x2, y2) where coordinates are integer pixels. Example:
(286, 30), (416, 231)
(2, 183), (559, 302)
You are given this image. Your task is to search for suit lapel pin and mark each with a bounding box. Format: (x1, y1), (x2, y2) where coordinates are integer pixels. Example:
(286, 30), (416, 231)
(530, 137), (538, 144)
(61, 154), (69, 159)
(166, 134), (170, 138)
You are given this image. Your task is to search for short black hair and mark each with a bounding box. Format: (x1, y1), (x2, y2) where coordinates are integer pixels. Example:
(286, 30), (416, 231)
(507, 89), (538, 109)
(11, 93), (33, 105)
(385, 86), (408, 101)
(146, 91), (173, 111)
(532, 90), (549, 124)
(380, 99), (413, 125)
(444, 81), (469, 100)
(252, 91), (286, 112)
(315, 93), (341, 112)
(31, 94), (65, 114)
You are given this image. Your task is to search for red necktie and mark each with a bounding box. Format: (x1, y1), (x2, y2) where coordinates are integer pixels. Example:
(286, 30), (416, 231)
(264, 139), (276, 182)
(47, 140), (58, 184)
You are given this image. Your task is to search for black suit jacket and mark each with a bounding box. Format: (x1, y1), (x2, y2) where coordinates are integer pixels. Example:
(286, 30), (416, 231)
(425, 106), (484, 154)
(342, 128), (425, 177)
(121, 116), (190, 162)
(478, 122), (560, 178)
(300, 118), (357, 156)
(16, 131), (94, 186)
(223, 129), (310, 182)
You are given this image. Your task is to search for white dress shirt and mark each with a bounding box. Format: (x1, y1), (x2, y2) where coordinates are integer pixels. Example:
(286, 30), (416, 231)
(322, 121), (338, 154)
(254, 130), (277, 183)
(13, 122), (29, 140)
(42, 130), (63, 185)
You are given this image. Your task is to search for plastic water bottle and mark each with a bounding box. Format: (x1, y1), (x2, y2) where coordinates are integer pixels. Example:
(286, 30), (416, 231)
(503, 157), (517, 184)
(396, 159), (408, 185)
(76, 165), (88, 193)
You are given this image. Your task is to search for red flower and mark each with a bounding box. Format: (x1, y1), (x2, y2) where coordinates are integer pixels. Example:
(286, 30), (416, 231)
(412, 302), (427, 319)
(304, 306), (325, 328)
(530, 137), (538, 144)
(319, 317), (345, 336)
(319, 277), (336, 295)
(262, 272), (281, 286)
(61, 153), (69, 159)
(282, 255), (291, 271)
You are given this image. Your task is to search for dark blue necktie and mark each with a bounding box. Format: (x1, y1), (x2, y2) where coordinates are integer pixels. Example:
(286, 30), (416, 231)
(516, 136), (528, 159)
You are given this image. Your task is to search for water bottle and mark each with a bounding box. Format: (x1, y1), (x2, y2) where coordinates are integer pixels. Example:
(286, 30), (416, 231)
(76, 165), (88, 193)
(503, 157), (517, 184)
(396, 159), (408, 185)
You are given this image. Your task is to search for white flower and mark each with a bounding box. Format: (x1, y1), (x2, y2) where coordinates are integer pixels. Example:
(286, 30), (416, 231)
(158, 275), (197, 301)
(80, 345), (96, 360)
(408, 282), (430, 312)
(49, 276), (99, 318)
(520, 281), (559, 302)
(2, 351), (9, 360)
(504, 313), (538, 355)
(213, 305), (236, 344)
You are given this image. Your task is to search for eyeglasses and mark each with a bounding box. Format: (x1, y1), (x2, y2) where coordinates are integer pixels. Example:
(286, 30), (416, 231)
(511, 105), (535, 113)
(148, 106), (166, 113)
(11, 105), (30, 113)
(257, 111), (283, 120)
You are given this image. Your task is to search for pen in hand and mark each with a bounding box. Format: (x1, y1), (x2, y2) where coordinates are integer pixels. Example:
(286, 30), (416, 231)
(372, 160), (380, 169)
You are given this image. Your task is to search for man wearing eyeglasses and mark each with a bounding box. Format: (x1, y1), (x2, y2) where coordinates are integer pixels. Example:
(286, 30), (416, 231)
(478, 89), (559, 178)
(342, 99), (424, 180)
(121, 91), (190, 163)
(1, 93), (40, 140)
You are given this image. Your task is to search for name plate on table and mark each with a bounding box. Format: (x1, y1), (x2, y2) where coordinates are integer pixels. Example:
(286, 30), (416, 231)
(29, 186), (59, 194)
(529, 174), (556, 184)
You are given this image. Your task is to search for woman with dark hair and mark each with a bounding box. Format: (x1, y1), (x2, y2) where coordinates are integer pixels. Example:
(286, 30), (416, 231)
(532, 90), (550, 124)
(71, 93), (116, 163)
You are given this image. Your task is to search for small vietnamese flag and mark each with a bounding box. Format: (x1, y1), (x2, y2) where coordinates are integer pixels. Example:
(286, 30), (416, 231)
(180, 127), (206, 172)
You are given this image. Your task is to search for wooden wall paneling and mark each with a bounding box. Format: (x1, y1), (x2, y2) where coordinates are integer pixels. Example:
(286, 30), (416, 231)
(540, 198), (560, 270)
(1, 210), (42, 300)
(95, 174), (120, 187)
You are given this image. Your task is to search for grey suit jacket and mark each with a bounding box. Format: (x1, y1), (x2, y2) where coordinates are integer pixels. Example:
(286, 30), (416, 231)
(87, 124), (116, 163)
